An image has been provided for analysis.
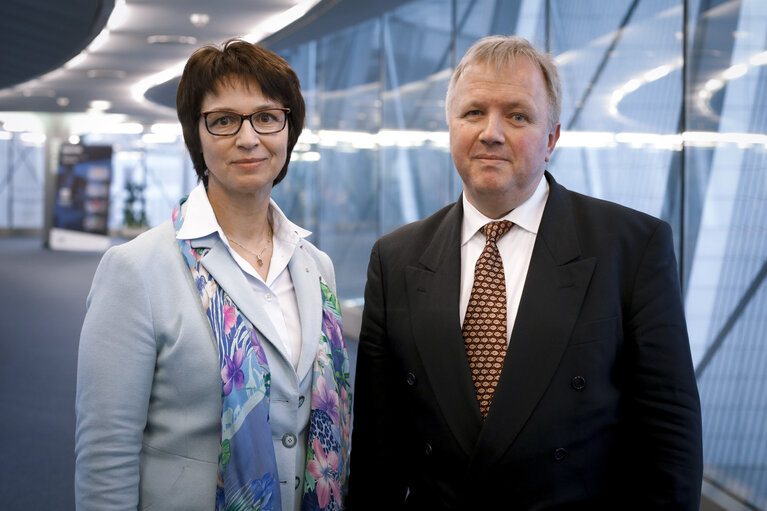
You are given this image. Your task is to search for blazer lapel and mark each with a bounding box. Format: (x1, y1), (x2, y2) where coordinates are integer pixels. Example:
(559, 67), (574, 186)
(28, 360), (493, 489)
(290, 242), (323, 381)
(194, 236), (289, 365)
(470, 173), (596, 470)
(406, 201), (484, 457)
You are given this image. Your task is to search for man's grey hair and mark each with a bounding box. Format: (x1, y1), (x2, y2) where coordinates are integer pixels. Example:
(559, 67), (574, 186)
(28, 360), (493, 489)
(445, 35), (562, 129)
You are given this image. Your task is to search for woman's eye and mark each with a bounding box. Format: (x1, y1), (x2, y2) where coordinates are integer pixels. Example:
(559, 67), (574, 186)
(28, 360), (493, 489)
(212, 114), (236, 126)
(255, 112), (276, 123)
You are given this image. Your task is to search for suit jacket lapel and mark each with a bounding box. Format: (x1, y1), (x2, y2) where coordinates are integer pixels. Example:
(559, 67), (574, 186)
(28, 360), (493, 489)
(470, 173), (596, 470)
(193, 236), (290, 365)
(406, 201), (484, 457)
(290, 241), (323, 381)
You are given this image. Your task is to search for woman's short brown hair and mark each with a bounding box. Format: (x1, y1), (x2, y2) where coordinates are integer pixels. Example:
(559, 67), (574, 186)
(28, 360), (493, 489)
(176, 38), (305, 187)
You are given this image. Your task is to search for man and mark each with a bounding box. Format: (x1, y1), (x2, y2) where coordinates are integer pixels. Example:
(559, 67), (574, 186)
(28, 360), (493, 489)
(348, 35), (702, 510)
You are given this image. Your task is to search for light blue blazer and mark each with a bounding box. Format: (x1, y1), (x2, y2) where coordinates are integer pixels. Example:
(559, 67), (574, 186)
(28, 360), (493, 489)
(75, 218), (336, 511)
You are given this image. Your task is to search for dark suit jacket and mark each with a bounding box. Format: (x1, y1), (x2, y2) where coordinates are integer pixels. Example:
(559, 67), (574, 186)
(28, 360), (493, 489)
(348, 172), (702, 510)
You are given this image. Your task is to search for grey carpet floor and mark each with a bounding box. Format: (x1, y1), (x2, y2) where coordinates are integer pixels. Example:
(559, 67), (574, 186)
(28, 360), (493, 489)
(0, 236), (103, 510)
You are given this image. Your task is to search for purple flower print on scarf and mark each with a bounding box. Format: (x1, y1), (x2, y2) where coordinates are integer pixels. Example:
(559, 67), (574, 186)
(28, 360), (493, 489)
(322, 309), (343, 350)
(222, 347), (245, 396)
(312, 374), (339, 424)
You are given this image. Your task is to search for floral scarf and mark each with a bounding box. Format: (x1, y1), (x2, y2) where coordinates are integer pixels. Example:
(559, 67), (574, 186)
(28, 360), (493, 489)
(172, 199), (352, 511)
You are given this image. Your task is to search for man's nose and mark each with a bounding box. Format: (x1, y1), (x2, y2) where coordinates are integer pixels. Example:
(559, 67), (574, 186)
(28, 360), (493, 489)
(479, 113), (505, 144)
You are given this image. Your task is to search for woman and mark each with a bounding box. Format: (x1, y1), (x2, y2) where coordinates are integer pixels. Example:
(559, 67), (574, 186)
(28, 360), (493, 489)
(75, 39), (351, 511)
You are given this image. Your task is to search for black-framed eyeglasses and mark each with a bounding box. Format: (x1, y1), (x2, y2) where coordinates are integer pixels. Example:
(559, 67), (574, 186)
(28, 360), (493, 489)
(201, 108), (290, 136)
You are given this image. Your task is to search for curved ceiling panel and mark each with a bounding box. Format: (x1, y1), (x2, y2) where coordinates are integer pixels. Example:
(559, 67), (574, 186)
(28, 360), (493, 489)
(0, 0), (113, 90)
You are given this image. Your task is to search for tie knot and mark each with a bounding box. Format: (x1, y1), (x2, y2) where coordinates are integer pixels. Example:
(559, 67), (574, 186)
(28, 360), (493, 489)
(481, 220), (514, 243)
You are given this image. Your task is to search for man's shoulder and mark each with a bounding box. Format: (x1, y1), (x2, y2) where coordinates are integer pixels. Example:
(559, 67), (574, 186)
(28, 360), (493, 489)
(550, 178), (664, 231)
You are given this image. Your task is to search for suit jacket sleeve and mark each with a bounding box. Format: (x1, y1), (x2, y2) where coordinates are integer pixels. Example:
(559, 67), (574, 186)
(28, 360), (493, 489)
(75, 246), (157, 510)
(348, 240), (409, 509)
(625, 220), (702, 509)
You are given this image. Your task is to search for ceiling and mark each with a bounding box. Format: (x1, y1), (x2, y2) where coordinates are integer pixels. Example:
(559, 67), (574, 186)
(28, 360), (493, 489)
(0, 0), (332, 125)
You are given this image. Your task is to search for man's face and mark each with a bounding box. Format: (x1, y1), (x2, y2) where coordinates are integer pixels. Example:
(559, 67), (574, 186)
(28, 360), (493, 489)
(448, 57), (560, 218)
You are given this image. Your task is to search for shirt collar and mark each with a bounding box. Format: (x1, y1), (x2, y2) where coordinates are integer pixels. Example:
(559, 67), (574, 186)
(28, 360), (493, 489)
(175, 182), (312, 244)
(461, 175), (549, 246)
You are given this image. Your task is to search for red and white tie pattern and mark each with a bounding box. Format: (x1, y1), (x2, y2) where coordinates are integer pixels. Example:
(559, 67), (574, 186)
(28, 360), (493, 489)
(462, 220), (514, 419)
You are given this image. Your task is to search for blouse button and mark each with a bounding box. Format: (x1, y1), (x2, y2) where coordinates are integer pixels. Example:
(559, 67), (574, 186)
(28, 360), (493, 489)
(282, 433), (297, 448)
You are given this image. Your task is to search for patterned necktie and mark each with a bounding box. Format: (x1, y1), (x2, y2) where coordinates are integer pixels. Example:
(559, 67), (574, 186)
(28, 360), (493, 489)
(462, 220), (514, 419)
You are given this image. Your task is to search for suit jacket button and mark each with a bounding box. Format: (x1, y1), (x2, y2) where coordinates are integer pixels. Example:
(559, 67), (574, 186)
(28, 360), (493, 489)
(406, 372), (416, 385)
(282, 433), (297, 448)
(425, 442), (432, 456)
(571, 376), (586, 390)
(553, 447), (567, 461)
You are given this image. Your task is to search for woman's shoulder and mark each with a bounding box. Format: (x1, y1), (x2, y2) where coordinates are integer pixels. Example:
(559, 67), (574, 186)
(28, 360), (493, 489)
(100, 221), (178, 269)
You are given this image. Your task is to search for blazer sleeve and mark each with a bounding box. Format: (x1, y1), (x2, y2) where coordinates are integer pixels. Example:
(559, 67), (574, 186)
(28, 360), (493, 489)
(347, 240), (409, 509)
(626, 220), (703, 509)
(75, 246), (157, 510)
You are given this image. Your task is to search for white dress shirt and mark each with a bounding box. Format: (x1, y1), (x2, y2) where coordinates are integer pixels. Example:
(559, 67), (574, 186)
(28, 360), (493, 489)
(459, 176), (549, 343)
(176, 183), (309, 370)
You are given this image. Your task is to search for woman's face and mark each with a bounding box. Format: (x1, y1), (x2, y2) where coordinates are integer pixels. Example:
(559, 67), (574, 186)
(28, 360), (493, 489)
(198, 77), (288, 202)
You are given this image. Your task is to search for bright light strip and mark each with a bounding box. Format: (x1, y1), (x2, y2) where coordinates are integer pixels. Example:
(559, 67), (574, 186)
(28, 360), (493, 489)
(142, 133), (178, 144)
(722, 63), (748, 80)
(20, 132), (47, 145)
(244, 0), (321, 42)
(90, 100), (112, 111)
(150, 123), (182, 135)
(609, 59), (682, 118)
(131, 61), (187, 103)
(643, 64), (673, 82)
(749, 51), (767, 66)
(0, 113), (45, 133)
(88, 30), (111, 52)
(107, 0), (129, 30)
(64, 53), (87, 69)
(132, 0), (322, 107)
(557, 131), (617, 148)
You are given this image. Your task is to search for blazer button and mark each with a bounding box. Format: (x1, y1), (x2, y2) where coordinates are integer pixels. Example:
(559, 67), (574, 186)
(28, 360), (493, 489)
(425, 442), (433, 456)
(553, 447), (567, 461)
(282, 433), (297, 448)
(406, 372), (416, 386)
(298, 395), (305, 407)
(571, 376), (586, 390)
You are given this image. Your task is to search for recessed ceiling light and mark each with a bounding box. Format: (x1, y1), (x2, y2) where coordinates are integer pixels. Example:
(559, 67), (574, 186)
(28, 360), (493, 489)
(57, 97), (70, 107)
(90, 100), (111, 111)
(87, 69), (128, 79)
(190, 13), (210, 27)
(147, 35), (198, 45)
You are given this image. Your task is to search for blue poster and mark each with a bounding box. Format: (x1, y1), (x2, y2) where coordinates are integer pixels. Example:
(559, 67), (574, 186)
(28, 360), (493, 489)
(53, 144), (112, 234)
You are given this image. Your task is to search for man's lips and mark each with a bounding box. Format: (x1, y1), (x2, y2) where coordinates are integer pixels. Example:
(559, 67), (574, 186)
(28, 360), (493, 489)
(473, 154), (508, 161)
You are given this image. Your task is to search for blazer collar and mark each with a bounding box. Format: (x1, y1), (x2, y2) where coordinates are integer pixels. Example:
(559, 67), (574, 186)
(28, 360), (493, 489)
(469, 171), (596, 470)
(191, 234), (322, 380)
(407, 200), (486, 456)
